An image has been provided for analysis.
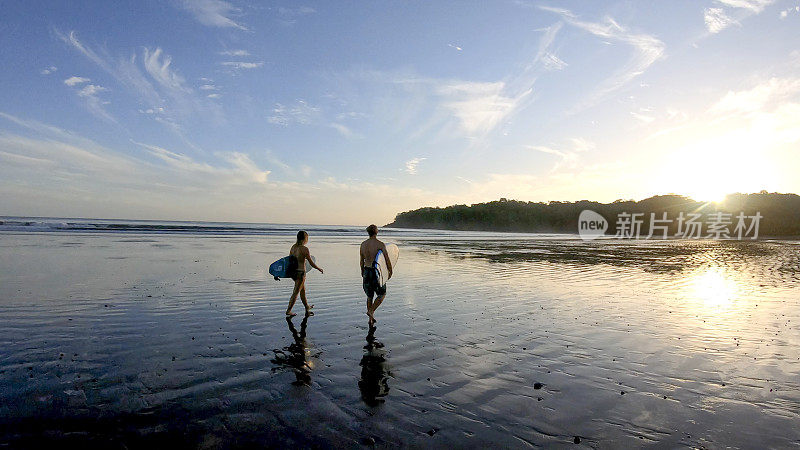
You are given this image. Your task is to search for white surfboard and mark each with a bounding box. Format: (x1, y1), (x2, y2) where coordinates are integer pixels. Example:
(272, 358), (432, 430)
(374, 243), (399, 286)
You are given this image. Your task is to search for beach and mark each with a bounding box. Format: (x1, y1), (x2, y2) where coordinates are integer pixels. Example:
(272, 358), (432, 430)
(1, 220), (799, 448)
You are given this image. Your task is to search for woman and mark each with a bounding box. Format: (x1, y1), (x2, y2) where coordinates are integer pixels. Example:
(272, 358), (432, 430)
(286, 230), (323, 317)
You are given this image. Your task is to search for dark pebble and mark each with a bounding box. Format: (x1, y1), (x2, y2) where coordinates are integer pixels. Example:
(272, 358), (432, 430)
(426, 429), (437, 436)
(574, 436), (581, 444)
(361, 437), (376, 446)
(534, 382), (543, 389)
(620, 391), (625, 395)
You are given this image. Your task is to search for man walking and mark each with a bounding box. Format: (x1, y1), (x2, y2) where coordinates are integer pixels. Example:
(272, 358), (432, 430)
(360, 224), (392, 323)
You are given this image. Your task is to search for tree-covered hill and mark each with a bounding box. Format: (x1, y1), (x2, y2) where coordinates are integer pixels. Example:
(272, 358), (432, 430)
(386, 192), (800, 237)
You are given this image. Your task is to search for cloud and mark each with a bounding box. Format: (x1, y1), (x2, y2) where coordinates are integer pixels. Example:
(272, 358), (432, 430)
(437, 81), (528, 135)
(780, 5), (800, 18)
(404, 157), (426, 174)
(40, 66), (57, 75)
(528, 137), (594, 171)
(219, 49), (249, 56)
(532, 23), (567, 71)
(277, 6), (316, 16)
(715, 0), (774, 12)
(77, 84), (105, 97)
(710, 77), (800, 114)
(0, 112), (450, 224)
(60, 74), (114, 123)
(57, 30), (221, 138)
(179, 0), (247, 30)
(540, 7), (665, 111)
(199, 84), (217, 90)
(541, 53), (567, 71)
(328, 122), (356, 138)
(705, 8), (738, 33)
(143, 47), (190, 93)
(447, 43), (463, 51)
(220, 61), (264, 70)
(207, 93), (221, 99)
(630, 110), (656, 123)
(268, 100), (320, 126)
(64, 76), (90, 86)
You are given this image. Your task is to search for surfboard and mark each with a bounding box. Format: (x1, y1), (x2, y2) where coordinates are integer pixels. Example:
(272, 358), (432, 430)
(269, 255), (315, 280)
(374, 243), (399, 286)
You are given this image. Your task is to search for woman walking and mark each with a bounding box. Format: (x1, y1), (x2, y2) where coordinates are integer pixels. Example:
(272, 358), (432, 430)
(286, 230), (323, 317)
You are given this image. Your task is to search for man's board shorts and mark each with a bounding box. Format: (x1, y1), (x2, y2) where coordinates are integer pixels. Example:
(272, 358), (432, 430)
(362, 267), (386, 297)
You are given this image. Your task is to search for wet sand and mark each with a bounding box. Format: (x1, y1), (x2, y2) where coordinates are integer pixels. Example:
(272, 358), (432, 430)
(1, 231), (799, 448)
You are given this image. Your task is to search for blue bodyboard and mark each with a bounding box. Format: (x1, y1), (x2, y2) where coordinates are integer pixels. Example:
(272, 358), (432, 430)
(269, 255), (314, 280)
(269, 256), (292, 279)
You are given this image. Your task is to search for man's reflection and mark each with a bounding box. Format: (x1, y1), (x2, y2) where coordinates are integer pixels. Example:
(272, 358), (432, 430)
(271, 314), (313, 385)
(359, 323), (392, 406)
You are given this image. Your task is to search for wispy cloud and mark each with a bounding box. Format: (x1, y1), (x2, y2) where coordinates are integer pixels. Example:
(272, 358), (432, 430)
(404, 157), (426, 174)
(705, 8), (738, 33)
(135, 141), (270, 184)
(219, 49), (250, 56)
(57, 30), (220, 138)
(328, 122), (356, 138)
(179, 0), (247, 30)
(143, 47), (190, 93)
(532, 23), (567, 71)
(0, 112), (446, 224)
(64, 76), (90, 86)
(710, 77), (800, 115)
(277, 6), (316, 16)
(447, 43), (463, 51)
(437, 81), (528, 135)
(630, 110), (656, 123)
(40, 66), (57, 75)
(701, 0), (775, 35)
(268, 100), (320, 126)
(715, 0), (774, 13)
(540, 7), (665, 111)
(60, 75), (114, 122)
(220, 61), (264, 70)
(780, 5), (800, 18)
(528, 137), (594, 171)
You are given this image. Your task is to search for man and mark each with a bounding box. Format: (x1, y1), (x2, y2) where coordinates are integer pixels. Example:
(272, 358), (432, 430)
(360, 224), (392, 323)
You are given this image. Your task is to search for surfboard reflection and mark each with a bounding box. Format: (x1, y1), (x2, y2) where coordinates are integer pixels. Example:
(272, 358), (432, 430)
(359, 324), (392, 406)
(271, 315), (316, 386)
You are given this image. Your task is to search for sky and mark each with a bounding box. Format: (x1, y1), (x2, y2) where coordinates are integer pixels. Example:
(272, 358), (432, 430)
(1, 0), (799, 225)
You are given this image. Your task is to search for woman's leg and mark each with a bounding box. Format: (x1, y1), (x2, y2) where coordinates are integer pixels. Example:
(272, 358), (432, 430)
(299, 281), (314, 313)
(286, 277), (303, 316)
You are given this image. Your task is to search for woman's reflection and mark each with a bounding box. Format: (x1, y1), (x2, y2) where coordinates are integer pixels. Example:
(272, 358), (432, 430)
(359, 323), (392, 406)
(271, 314), (314, 386)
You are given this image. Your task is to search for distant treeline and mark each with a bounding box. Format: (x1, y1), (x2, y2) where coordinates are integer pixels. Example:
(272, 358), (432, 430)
(387, 192), (800, 237)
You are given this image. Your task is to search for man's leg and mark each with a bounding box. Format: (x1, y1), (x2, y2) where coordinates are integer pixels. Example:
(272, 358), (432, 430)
(371, 294), (385, 315)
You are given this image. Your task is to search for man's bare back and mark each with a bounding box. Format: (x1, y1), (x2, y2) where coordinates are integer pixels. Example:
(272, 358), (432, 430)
(360, 237), (390, 275)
